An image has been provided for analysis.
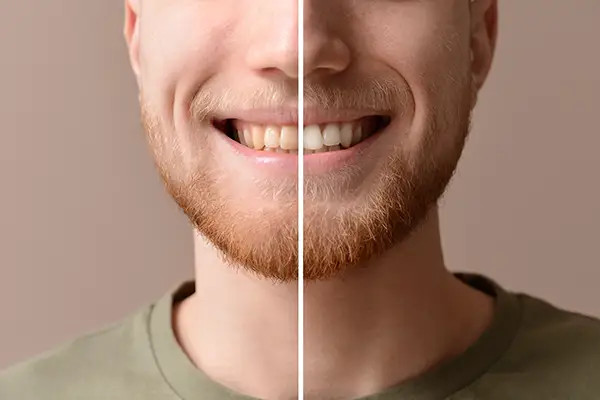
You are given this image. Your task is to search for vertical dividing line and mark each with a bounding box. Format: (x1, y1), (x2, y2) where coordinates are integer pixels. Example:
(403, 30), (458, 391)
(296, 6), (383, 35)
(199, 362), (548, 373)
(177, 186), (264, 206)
(297, 0), (305, 397)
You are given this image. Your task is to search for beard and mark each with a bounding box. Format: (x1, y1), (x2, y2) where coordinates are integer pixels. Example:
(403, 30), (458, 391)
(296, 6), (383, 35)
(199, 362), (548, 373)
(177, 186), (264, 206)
(303, 85), (474, 280)
(139, 70), (474, 283)
(141, 98), (299, 283)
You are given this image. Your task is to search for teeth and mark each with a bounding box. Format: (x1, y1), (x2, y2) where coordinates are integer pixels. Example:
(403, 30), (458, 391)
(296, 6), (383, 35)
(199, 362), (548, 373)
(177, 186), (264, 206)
(340, 123), (353, 148)
(303, 125), (324, 150)
(264, 126), (280, 148)
(251, 125), (265, 150)
(243, 129), (254, 148)
(231, 120), (374, 152)
(322, 124), (341, 146)
(351, 125), (362, 146)
(280, 126), (298, 150)
(238, 130), (247, 146)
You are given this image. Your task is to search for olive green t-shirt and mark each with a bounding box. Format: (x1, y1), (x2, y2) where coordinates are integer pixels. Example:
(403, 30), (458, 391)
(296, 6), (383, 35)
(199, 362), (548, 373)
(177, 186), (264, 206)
(2, 274), (600, 399)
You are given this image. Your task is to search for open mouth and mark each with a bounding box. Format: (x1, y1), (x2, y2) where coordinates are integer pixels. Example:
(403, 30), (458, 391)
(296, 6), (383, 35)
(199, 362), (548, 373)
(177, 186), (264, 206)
(213, 116), (392, 154)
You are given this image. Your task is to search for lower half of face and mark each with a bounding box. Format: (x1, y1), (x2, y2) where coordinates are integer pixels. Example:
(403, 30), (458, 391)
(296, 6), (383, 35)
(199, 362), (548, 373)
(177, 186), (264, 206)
(141, 71), (473, 282)
(138, 1), (474, 282)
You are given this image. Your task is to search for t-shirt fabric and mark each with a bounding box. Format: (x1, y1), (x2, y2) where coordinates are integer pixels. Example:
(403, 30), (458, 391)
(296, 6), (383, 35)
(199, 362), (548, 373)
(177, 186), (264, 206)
(1, 274), (600, 399)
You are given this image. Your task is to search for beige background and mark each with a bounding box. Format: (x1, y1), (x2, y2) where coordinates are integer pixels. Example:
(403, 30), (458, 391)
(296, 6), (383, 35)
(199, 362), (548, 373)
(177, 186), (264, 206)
(0, 1), (598, 369)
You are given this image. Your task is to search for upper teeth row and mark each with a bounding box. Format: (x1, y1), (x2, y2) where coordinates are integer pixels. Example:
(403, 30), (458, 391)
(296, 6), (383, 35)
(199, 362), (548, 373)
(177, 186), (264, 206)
(235, 122), (364, 151)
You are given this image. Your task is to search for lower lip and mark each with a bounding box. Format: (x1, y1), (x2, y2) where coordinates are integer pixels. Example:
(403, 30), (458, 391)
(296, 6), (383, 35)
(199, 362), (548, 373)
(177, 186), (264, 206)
(303, 128), (383, 174)
(219, 125), (386, 174)
(223, 135), (299, 172)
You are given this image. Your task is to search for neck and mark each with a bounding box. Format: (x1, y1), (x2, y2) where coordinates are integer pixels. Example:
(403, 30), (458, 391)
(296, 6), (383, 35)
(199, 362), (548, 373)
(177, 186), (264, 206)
(174, 208), (493, 400)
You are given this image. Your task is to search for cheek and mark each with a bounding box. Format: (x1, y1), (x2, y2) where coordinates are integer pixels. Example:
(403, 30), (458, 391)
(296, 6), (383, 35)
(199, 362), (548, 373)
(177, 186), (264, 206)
(358, 3), (471, 104)
(137, 4), (237, 117)
(354, 3), (471, 156)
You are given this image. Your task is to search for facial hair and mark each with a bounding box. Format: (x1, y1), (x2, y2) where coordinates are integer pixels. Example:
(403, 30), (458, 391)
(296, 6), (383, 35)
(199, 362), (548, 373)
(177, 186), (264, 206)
(303, 79), (474, 281)
(139, 70), (474, 283)
(140, 84), (300, 283)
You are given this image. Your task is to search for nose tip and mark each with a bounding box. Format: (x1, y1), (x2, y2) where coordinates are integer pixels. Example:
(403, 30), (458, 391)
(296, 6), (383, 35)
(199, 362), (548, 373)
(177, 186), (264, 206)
(303, 35), (351, 78)
(246, 33), (299, 79)
(302, 3), (351, 79)
(245, 3), (351, 81)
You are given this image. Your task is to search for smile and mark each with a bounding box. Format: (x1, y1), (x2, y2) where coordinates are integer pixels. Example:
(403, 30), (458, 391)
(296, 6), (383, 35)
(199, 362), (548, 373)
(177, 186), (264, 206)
(213, 116), (391, 154)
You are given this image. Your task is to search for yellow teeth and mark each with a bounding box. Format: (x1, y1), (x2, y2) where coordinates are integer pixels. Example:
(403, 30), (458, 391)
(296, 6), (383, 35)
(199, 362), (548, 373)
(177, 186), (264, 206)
(233, 122), (367, 152)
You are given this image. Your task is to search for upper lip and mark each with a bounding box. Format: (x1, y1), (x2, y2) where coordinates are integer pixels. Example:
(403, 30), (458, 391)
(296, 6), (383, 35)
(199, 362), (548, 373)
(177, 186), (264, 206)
(212, 107), (392, 126)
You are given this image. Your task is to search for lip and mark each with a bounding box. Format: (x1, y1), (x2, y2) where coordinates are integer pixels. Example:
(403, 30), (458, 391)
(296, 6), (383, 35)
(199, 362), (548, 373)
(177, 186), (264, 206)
(219, 127), (299, 173)
(216, 118), (390, 175)
(213, 107), (390, 126)
(303, 124), (384, 174)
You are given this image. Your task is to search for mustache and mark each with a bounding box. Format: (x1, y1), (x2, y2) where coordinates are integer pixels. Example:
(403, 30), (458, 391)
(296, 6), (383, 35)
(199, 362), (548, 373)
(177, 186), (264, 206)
(305, 78), (410, 111)
(189, 78), (410, 120)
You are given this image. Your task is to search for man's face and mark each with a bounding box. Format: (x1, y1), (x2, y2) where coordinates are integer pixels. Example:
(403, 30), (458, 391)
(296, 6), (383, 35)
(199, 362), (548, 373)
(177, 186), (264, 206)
(125, 0), (491, 282)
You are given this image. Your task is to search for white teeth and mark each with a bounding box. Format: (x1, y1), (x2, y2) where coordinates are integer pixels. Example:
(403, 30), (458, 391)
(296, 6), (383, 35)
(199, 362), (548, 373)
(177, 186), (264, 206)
(340, 123), (353, 148)
(303, 125), (324, 150)
(280, 126), (298, 150)
(322, 124), (341, 146)
(231, 120), (373, 152)
(264, 126), (280, 148)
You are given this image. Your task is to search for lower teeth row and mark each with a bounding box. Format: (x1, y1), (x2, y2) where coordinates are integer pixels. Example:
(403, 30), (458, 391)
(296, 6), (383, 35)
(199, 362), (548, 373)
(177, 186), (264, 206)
(235, 131), (363, 153)
(256, 145), (345, 154)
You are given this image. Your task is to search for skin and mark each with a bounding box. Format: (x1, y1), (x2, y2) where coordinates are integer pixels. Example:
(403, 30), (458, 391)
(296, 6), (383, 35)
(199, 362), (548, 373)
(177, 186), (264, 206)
(124, 0), (498, 398)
